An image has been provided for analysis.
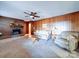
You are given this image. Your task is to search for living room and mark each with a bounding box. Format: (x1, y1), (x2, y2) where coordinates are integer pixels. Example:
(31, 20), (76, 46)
(0, 1), (79, 58)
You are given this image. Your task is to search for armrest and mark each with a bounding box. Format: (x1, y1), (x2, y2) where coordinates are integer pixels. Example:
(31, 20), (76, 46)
(0, 32), (2, 36)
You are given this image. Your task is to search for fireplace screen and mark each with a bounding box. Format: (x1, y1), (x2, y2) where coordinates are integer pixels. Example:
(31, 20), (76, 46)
(12, 28), (21, 35)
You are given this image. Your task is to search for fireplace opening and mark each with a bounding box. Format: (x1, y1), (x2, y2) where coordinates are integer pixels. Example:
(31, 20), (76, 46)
(12, 28), (22, 35)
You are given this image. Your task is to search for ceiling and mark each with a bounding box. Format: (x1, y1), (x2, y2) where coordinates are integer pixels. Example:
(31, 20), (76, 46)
(0, 1), (79, 21)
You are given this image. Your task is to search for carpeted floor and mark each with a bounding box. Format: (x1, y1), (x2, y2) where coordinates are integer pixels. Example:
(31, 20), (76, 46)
(0, 36), (60, 58)
(0, 37), (31, 58)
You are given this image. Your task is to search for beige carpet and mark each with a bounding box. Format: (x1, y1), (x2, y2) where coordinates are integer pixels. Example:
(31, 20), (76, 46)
(0, 36), (31, 58)
(0, 36), (60, 58)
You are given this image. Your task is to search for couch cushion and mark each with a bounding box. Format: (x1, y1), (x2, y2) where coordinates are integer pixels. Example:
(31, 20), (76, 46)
(57, 31), (79, 40)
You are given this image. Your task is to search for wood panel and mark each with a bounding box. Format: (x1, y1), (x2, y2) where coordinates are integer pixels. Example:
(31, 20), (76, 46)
(32, 11), (79, 34)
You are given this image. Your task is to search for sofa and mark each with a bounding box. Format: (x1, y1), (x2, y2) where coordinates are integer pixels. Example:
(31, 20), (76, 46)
(54, 31), (79, 52)
(34, 30), (51, 40)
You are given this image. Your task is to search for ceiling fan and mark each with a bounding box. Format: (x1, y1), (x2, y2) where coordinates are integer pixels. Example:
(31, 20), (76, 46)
(24, 10), (40, 19)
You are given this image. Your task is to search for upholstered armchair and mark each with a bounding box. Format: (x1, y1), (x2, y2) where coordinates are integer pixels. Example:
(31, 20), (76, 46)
(0, 32), (2, 36)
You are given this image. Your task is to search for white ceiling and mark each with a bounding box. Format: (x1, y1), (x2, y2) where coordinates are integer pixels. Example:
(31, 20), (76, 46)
(0, 1), (79, 21)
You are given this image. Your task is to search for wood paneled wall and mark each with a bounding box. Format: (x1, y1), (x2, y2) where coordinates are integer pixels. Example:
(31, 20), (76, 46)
(32, 11), (79, 34)
(0, 16), (28, 38)
(0, 11), (79, 37)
